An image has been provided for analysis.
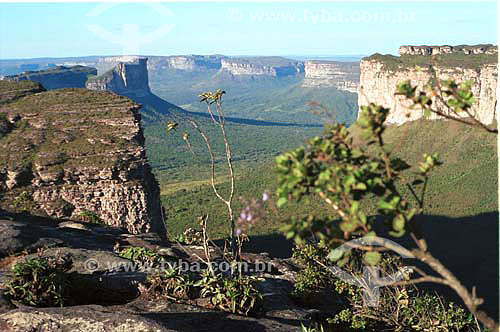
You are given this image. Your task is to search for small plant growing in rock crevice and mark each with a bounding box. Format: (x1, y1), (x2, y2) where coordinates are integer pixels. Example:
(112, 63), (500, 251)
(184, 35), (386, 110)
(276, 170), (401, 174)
(119, 246), (161, 266)
(5, 251), (73, 307)
(79, 210), (102, 224)
(142, 266), (263, 316)
(174, 227), (203, 245)
(12, 190), (35, 213)
(145, 267), (196, 301)
(195, 270), (263, 316)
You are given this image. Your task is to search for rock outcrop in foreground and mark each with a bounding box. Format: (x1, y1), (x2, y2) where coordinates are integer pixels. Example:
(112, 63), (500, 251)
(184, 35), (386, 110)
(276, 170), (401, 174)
(0, 216), (310, 332)
(0, 80), (163, 234)
(302, 60), (359, 93)
(358, 47), (498, 125)
(86, 57), (151, 97)
(3, 65), (97, 90)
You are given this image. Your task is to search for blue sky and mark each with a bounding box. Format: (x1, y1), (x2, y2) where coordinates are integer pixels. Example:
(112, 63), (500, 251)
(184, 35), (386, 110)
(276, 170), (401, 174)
(0, 1), (497, 59)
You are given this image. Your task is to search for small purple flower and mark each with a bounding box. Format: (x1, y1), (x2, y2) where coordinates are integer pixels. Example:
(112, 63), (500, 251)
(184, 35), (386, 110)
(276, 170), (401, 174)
(246, 214), (253, 222)
(236, 228), (242, 235)
(262, 192), (269, 201)
(240, 212), (247, 220)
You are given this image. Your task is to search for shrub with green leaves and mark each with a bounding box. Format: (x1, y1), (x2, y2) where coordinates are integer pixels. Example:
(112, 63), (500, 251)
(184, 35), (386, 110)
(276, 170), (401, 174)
(79, 210), (102, 224)
(5, 253), (73, 307)
(144, 267), (263, 316)
(174, 227), (203, 245)
(195, 271), (263, 316)
(291, 243), (334, 297)
(12, 190), (35, 212)
(119, 246), (161, 266)
(146, 267), (196, 300)
(291, 243), (474, 331)
(275, 81), (494, 328)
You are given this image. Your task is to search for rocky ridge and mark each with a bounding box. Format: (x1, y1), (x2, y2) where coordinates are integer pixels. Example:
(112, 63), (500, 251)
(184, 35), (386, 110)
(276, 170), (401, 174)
(302, 60), (360, 93)
(358, 48), (498, 125)
(217, 57), (304, 79)
(399, 44), (498, 56)
(3, 66), (97, 90)
(148, 55), (225, 72)
(0, 81), (163, 234)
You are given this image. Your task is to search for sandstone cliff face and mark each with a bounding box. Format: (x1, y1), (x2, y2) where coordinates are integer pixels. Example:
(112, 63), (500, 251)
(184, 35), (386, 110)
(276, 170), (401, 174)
(86, 58), (151, 97)
(218, 57), (303, 78)
(149, 55), (224, 71)
(302, 60), (359, 93)
(358, 56), (498, 125)
(3, 66), (97, 90)
(399, 44), (498, 56)
(0, 82), (163, 234)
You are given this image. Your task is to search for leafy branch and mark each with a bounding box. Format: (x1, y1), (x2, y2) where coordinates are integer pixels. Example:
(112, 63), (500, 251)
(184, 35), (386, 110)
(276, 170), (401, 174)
(277, 79), (498, 331)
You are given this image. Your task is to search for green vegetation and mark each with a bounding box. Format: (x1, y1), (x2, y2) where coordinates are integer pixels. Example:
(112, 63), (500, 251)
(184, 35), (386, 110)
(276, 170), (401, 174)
(0, 87), (140, 169)
(153, 79), (357, 125)
(159, 118), (497, 239)
(275, 76), (498, 329)
(119, 246), (161, 266)
(145, 267), (263, 316)
(5, 253), (73, 307)
(195, 271), (263, 316)
(146, 121), (322, 176)
(146, 267), (197, 300)
(12, 191), (35, 212)
(79, 210), (102, 224)
(292, 244), (474, 331)
(366, 53), (497, 71)
(0, 80), (45, 105)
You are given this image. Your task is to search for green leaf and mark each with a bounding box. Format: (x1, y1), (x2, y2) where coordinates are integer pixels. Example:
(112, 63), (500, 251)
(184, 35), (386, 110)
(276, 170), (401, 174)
(327, 248), (343, 262)
(393, 214), (405, 232)
(363, 252), (381, 266)
(277, 197), (288, 208)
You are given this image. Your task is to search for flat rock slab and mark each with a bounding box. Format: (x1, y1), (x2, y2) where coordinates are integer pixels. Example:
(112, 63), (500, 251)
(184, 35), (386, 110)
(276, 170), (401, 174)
(0, 217), (168, 259)
(0, 305), (174, 332)
(0, 300), (309, 332)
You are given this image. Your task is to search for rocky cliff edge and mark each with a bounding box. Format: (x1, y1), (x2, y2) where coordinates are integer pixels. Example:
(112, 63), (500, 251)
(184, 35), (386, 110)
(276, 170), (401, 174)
(0, 80), (164, 235)
(358, 50), (498, 125)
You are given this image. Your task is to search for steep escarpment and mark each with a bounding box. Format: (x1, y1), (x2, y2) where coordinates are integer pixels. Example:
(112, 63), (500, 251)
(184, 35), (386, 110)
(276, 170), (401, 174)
(148, 55), (225, 71)
(216, 57), (304, 79)
(86, 58), (151, 97)
(358, 49), (498, 125)
(3, 66), (97, 90)
(0, 82), (164, 235)
(302, 60), (359, 93)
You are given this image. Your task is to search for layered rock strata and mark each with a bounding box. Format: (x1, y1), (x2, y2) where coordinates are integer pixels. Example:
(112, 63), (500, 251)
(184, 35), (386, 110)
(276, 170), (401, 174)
(358, 50), (498, 125)
(0, 81), (163, 234)
(302, 60), (360, 93)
